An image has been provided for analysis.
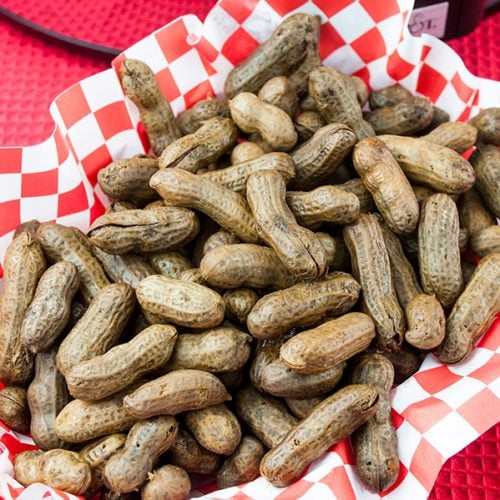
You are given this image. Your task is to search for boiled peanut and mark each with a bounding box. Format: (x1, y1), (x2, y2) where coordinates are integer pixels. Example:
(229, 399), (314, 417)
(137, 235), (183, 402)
(470, 225), (500, 257)
(365, 96), (433, 135)
(309, 66), (375, 140)
(147, 251), (192, 278)
(231, 141), (265, 164)
(104, 416), (178, 493)
(0, 232), (45, 385)
(201, 152), (295, 194)
(217, 436), (265, 489)
(294, 111), (325, 141)
(224, 288), (259, 325)
(439, 252), (500, 363)
(405, 294), (446, 350)
(229, 92), (297, 151)
(260, 384), (379, 487)
(369, 84), (411, 109)
(80, 434), (126, 469)
(344, 214), (405, 352)
(247, 169), (327, 280)
(234, 385), (298, 449)
(57, 283), (135, 376)
(150, 168), (260, 243)
(378, 135), (475, 194)
(177, 97), (230, 135)
(124, 369), (230, 418)
(385, 346), (422, 384)
(159, 116), (238, 172)
(141, 464), (191, 500)
(286, 186), (360, 228)
(20, 261), (79, 353)
(285, 396), (323, 419)
(280, 313), (375, 374)
(167, 326), (252, 373)
(470, 142), (500, 217)
(351, 354), (399, 492)
(185, 404), (241, 455)
(66, 325), (177, 400)
(15, 449), (91, 495)
(97, 156), (159, 205)
(28, 350), (69, 450)
(0, 386), (30, 433)
(120, 59), (180, 156)
(420, 121), (477, 153)
(247, 272), (360, 339)
(258, 76), (298, 117)
(136, 275), (224, 328)
(470, 107), (500, 145)
(37, 222), (109, 303)
(289, 124), (356, 190)
(418, 194), (463, 309)
(459, 188), (496, 236)
(13, 219), (40, 238)
(336, 178), (376, 213)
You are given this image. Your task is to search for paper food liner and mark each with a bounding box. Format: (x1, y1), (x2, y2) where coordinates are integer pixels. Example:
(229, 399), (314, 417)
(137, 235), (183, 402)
(0, 0), (499, 498)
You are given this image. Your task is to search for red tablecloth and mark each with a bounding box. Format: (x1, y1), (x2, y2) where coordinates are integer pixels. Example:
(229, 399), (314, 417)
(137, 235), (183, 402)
(0, 1), (498, 498)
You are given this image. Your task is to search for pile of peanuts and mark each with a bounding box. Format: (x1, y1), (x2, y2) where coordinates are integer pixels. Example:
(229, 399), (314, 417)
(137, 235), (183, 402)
(0, 13), (499, 499)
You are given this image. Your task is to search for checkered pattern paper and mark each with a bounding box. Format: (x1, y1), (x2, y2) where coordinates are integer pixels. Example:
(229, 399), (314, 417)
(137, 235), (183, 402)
(0, 0), (499, 498)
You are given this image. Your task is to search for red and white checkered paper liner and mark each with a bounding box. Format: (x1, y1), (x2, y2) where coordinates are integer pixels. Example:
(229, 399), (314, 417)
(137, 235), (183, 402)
(0, 0), (499, 498)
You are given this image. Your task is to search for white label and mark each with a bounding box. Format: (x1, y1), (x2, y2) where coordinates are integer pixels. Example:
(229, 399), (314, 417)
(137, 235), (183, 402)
(408, 2), (449, 38)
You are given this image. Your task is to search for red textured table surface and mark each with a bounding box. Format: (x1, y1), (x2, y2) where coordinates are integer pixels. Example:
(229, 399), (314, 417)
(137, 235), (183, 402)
(0, 1), (498, 498)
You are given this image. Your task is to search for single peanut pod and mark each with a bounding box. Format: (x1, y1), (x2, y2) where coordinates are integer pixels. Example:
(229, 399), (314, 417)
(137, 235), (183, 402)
(316, 233), (350, 271)
(97, 157), (159, 205)
(159, 116), (238, 172)
(369, 84), (411, 109)
(365, 96), (433, 135)
(379, 222), (422, 308)
(224, 13), (320, 98)
(353, 137), (419, 235)
(37, 223), (109, 303)
(120, 59), (180, 156)
(247, 170), (327, 280)
(286, 186), (360, 228)
(285, 396), (323, 419)
(420, 121), (477, 153)
(234, 385), (298, 449)
(124, 369), (230, 418)
(336, 178), (376, 213)
(309, 66), (375, 140)
(66, 325), (178, 401)
(20, 261), (79, 353)
(167, 326), (252, 373)
(177, 97), (230, 135)
(217, 436), (265, 489)
(470, 143), (500, 217)
(260, 384), (379, 487)
(136, 275), (224, 328)
(147, 251), (192, 278)
(185, 404), (241, 455)
(440, 252), (500, 363)
(384, 346), (422, 384)
(459, 188), (496, 236)
(80, 434), (127, 469)
(405, 294), (446, 350)
(54, 383), (140, 443)
(15, 449), (91, 495)
(104, 416), (178, 494)
(231, 141), (265, 165)
(344, 214), (405, 352)
(470, 107), (500, 145)
(57, 283), (135, 376)
(28, 350), (69, 450)
(294, 111), (325, 142)
(224, 288), (259, 325)
(203, 230), (241, 257)
(151, 168), (260, 243)
(200, 243), (293, 289)
(280, 313), (375, 374)
(247, 272), (360, 339)
(0, 232), (45, 385)
(289, 124), (357, 190)
(13, 219), (40, 238)
(251, 337), (345, 399)
(141, 464), (191, 500)
(470, 225), (500, 257)
(351, 354), (399, 492)
(201, 152), (296, 194)
(0, 386), (30, 433)
(229, 93), (297, 151)
(377, 135), (476, 194)
(258, 76), (298, 117)
(418, 194), (463, 309)
(168, 429), (221, 475)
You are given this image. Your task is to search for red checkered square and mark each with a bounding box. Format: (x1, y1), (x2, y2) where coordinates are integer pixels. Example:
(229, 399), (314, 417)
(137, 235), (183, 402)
(197, 37), (220, 63)
(0, 200), (20, 235)
(0, 148), (22, 174)
(90, 195), (106, 223)
(267, 0), (308, 17)
(351, 27), (387, 63)
(21, 169), (58, 198)
(416, 63), (449, 102)
(221, 28), (260, 66)
(387, 50), (415, 81)
(155, 19), (191, 63)
(410, 438), (444, 491)
(184, 81), (215, 109)
(313, 0), (352, 17)
(57, 182), (88, 218)
(80, 144), (113, 187)
(392, 409), (405, 430)
(155, 67), (182, 103)
(457, 106), (473, 122)
(451, 72), (475, 103)
(414, 366), (462, 394)
(94, 102), (134, 141)
(321, 466), (356, 500)
(469, 353), (499, 385)
(403, 397), (453, 434)
(457, 389), (500, 434)
(276, 478), (315, 499)
(360, 0), (401, 23)
(56, 83), (91, 129)
(319, 23), (346, 60)
(220, 0), (258, 24)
